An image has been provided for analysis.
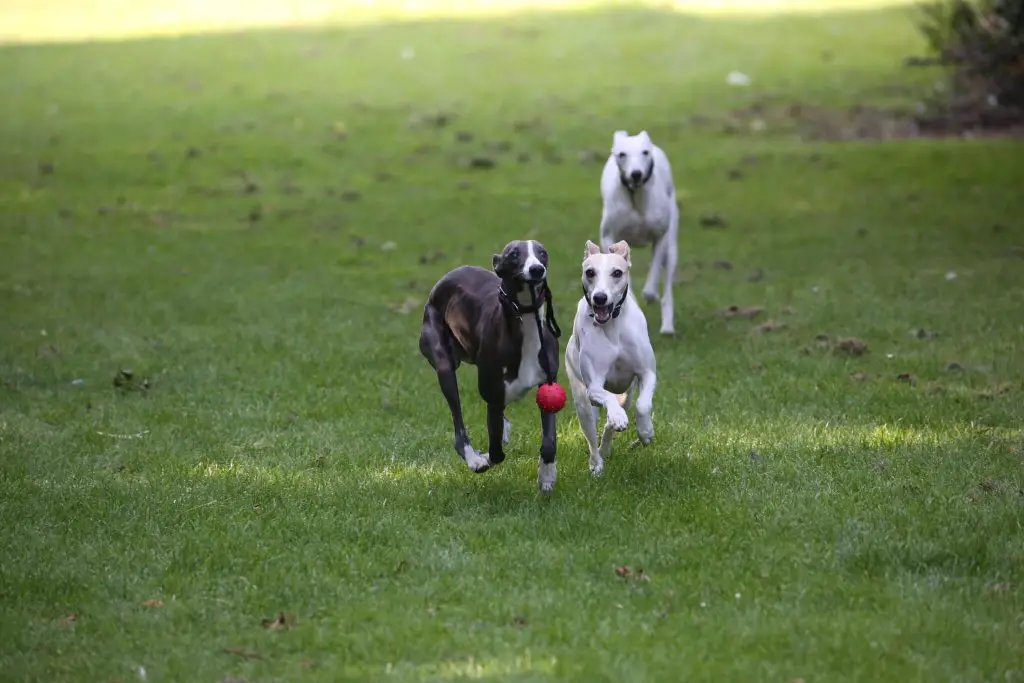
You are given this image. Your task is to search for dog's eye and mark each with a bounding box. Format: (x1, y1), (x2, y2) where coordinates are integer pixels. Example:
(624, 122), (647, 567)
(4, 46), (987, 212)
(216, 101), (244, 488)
(612, 269), (623, 278)
(507, 252), (519, 262)
(617, 152), (626, 159)
(585, 268), (596, 279)
(642, 150), (650, 156)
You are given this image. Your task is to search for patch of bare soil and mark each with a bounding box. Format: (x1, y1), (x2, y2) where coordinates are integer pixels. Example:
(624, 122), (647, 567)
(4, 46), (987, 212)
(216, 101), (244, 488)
(723, 98), (1024, 142)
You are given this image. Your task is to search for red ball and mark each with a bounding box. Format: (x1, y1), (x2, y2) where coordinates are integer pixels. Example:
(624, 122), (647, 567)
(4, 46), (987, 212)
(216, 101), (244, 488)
(536, 382), (567, 413)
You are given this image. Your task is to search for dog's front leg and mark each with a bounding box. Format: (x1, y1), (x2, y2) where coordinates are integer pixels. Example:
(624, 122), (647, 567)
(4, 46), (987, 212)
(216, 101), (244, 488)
(599, 385), (633, 462)
(587, 382), (629, 434)
(484, 401), (507, 467)
(537, 408), (557, 493)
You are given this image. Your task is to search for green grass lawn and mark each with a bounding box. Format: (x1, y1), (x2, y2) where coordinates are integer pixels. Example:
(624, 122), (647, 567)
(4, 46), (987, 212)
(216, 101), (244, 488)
(2, 1), (1023, 681)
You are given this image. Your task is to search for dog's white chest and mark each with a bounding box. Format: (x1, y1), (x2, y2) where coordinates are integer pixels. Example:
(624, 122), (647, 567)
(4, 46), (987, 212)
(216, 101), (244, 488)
(504, 313), (545, 404)
(607, 198), (671, 246)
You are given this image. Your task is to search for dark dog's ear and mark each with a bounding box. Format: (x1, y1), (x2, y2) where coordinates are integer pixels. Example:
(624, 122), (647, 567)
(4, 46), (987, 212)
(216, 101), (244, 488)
(492, 253), (502, 272)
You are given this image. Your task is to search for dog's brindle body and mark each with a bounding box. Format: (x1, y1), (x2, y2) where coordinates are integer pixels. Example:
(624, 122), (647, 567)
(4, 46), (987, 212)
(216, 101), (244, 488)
(419, 239), (561, 490)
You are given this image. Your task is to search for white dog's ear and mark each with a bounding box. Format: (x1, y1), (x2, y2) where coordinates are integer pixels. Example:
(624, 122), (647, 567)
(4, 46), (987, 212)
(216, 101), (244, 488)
(638, 130), (651, 144)
(608, 240), (631, 265)
(612, 130), (628, 144)
(584, 240), (601, 258)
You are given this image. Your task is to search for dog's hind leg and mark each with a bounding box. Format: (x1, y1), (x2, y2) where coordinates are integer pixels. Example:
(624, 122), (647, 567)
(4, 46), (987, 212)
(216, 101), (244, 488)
(659, 221), (678, 336)
(634, 370), (656, 445)
(419, 309), (487, 472)
(599, 386), (634, 461)
(642, 237), (669, 304)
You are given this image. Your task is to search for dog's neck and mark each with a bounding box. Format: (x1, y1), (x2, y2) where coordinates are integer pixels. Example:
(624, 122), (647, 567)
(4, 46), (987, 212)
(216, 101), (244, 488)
(620, 158), (655, 200)
(498, 280), (547, 320)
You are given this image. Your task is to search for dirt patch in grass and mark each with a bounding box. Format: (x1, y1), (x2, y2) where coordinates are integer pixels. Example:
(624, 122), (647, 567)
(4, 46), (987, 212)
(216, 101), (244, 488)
(719, 98), (1024, 142)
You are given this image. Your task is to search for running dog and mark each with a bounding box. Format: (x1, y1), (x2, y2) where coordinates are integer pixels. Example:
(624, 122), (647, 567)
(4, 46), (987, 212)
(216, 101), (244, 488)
(419, 240), (563, 492)
(565, 239), (657, 477)
(598, 129), (680, 336)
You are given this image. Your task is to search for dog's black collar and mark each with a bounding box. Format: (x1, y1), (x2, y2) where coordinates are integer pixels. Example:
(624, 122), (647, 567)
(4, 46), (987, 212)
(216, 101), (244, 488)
(584, 283), (629, 323)
(499, 282), (547, 317)
(620, 157), (654, 193)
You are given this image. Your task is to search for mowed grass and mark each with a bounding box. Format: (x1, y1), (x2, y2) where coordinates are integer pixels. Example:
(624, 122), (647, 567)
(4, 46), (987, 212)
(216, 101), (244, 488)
(2, 1), (1024, 681)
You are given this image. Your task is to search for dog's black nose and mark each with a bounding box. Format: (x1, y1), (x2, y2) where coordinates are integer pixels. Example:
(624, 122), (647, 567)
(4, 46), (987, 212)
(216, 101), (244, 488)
(592, 292), (608, 306)
(630, 169), (643, 182)
(528, 264), (546, 279)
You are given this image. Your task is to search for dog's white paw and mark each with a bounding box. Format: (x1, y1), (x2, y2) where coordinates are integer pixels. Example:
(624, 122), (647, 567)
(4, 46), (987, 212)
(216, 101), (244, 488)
(659, 324), (675, 336)
(462, 445), (491, 473)
(607, 406), (629, 432)
(502, 417), (512, 446)
(642, 288), (660, 304)
(537, 461), (556, 493)
(589, 456), (604, 477)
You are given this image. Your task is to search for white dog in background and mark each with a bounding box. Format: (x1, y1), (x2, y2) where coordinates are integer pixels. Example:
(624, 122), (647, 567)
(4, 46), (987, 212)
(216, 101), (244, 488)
(598, 130), (680, 336)
(565, 240), (658, 477)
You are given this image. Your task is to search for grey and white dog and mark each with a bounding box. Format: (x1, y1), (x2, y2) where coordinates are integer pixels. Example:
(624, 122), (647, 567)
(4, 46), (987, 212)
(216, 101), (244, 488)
(418, 239), (563, 492)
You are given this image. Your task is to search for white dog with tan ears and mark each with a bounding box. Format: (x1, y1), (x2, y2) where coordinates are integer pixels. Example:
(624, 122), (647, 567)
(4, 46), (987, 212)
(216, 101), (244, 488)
(598, 129), (679, 336)
(565, 240), (658, 477)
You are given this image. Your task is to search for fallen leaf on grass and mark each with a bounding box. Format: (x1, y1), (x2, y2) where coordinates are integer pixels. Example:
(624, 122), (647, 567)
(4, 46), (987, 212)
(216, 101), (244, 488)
(466, 156), (497, 169)
(614, 566), (651, 582)
(140, 599), (164, 608)
(222, 647), (262, 660)
(747, 268), (765, 282)
(260, 612), (296, 631)
(978, 479), (1007, 494)
(407, 111), (454, 129)
(946, 361), (964, 371)
(912, 328), (939, 339)
(718, 305), (763, 319)
(896, 372), (917, 385)
(712, 259), (733, 270)
(58, 613), (78, 625)
(850, 371), (870, 381)
(833, 338), (869, 356)
(975, 383), (1013, 399)
(699, 214), (728, 228)
(753, 319), (787, 333)
(988, 582), (1012, 591)
(418, 251), (446, 265)
(389, 297), (420, 315)
(511, 615), (529, 627)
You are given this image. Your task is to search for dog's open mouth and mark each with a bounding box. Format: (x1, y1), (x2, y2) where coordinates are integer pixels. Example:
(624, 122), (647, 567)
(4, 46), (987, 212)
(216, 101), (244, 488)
(593, 303), (614, 324)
